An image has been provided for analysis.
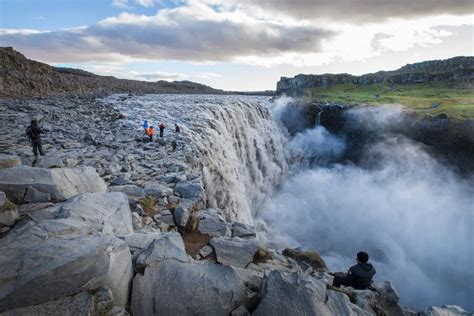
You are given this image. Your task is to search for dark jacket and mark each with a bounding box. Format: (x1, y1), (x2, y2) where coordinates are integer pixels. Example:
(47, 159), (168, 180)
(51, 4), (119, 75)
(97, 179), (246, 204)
(347, 262), (376, 289)
(26, 123), (44, 142)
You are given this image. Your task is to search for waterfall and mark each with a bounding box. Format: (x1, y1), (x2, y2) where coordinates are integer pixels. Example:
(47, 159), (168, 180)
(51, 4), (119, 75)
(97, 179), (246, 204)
(316, 110), (323, 125)
(111, 94), (288, 223)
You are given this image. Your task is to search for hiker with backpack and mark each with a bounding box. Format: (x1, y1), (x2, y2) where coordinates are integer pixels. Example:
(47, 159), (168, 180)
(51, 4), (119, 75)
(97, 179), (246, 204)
(159, 122), (166, 137)
(26, 119), (45, 157)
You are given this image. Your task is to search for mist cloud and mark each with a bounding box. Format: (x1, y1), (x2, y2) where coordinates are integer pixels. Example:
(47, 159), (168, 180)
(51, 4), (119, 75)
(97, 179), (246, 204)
(259, 103), (474, 310)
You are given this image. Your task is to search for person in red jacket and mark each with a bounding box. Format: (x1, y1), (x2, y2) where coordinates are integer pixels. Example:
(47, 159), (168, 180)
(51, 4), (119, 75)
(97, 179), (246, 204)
(145, 126), (154, 142)
(159, 122), (165, 138)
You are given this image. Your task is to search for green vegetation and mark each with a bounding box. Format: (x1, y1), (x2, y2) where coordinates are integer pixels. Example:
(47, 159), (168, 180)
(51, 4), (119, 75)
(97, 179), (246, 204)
(306, 82), (474, 120)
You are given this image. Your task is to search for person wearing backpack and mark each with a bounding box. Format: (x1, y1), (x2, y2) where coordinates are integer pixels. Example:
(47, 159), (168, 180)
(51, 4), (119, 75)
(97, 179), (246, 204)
(26, 119), (45, 157)
(159, 122), (166, 137)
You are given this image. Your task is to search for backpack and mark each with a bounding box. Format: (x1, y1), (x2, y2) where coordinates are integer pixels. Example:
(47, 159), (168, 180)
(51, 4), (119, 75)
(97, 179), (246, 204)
(26, 126), (39, 140)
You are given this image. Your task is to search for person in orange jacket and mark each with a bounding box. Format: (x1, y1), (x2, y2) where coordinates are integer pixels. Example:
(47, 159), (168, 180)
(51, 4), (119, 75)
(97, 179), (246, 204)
(145, 126), (154, 142)
(159, 122), (166, 138)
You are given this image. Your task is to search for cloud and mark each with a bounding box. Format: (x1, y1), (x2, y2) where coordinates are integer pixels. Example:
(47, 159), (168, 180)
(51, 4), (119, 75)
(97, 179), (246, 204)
(112, 0), (129, 8)
(210, 0), (474, 23)
(0, 3), (334, 65)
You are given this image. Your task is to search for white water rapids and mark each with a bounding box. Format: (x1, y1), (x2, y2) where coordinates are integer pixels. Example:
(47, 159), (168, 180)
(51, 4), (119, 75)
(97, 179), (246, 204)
(109, 94), (473, 311)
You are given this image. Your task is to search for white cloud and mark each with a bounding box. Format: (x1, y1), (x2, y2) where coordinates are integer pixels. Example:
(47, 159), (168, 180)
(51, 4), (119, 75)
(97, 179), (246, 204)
(112, 0), (129, 8)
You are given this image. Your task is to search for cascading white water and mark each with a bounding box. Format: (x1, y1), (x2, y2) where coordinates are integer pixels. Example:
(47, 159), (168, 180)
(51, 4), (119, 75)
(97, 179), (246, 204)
(109, 94), (287, 223)
(108, 93), (472, 310)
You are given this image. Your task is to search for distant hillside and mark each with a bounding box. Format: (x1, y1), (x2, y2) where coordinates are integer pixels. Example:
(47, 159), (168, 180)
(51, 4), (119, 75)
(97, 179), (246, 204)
(277, 56), (474, 97)
(0, 47), (224, 98)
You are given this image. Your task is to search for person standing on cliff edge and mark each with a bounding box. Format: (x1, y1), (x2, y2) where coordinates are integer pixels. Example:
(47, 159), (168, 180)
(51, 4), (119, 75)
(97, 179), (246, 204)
(26, 119), (45, 160)
(159, 122), (166, 137)
(332, 251), (376, 290)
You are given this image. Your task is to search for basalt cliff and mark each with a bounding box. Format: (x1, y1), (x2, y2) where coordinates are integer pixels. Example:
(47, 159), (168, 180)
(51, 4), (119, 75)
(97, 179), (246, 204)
(277, 56), (474, 97)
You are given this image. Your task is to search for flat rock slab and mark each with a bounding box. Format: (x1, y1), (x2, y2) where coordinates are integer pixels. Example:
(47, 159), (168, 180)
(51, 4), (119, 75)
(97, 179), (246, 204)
(109, 185), (145, 199)
(131, 260), (248, 316)
(0, 166), (107, 204)
(0, 220), (133, 311)
(30, 192), (133, 236)
(210, 237), (260, 268)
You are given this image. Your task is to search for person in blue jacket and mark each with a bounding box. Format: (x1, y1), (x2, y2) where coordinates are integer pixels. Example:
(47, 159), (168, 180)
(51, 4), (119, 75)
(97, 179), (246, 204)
(142, 120), (148, 131)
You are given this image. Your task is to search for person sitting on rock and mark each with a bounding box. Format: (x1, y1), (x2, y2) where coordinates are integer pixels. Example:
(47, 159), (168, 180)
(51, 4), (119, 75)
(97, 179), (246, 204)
(142, 120), (148, 132)
(332, 251), (376, 290)
(26, 119), (45, 158)
(159, 122), (166, 137)
(145, 126), (154, 142)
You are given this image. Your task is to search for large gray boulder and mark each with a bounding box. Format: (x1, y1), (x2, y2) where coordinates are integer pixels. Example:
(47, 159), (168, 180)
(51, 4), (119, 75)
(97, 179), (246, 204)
(354, 281), (404, 315)
(30, 192), (133, 236)
(174, 181), (203, 198)
(253, 271), (366, 316)
(211, 237), (260, 268)
(195, 208), (230, 237)
(0, 220), (133, 311)
(131, 260), (248, 316)
(0, 154), (21, 169)
(135, 232), (189, 270)
(0, 166), (107, 204)
(0, 291), (96, 316)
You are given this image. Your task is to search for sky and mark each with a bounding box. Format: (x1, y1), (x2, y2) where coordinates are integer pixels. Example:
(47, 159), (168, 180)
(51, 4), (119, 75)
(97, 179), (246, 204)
(0, 0), (473, 91)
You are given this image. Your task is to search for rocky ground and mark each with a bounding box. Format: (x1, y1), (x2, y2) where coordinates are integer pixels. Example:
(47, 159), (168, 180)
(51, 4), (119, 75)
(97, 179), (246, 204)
(0, 96), (469, 315)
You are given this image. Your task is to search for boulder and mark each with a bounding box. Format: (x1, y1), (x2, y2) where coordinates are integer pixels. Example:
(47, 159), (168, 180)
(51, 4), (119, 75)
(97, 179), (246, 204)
(0, 166), (107, 204)
(231, 305), (250, 316)
(110, 177), (133, 186)
(109, 185), (145, 200)
(0, 291), (96, 316)
(0, 154), (21, 169)
(0, 221), (133, 311)
(354, 281), (405, 316)
(0, 207), (19, 227)
(196, 208), (230, 237)
(174, 181), (203, 198)
(253, 271), (345, 316)
(173, 206), (190, 227)
(118, 232), (162, 256)
(131, 260), (248, 316)
(30, 192), (133, 236)
(35, 155), (64, 168)
(282, 248), (327, 271)
(24, 186), (51, 203)
(135, 232), (189, 270)
(210, 237), (260, 268)
(249, 271), (374, 316)
(144, 183), (173, 198)
(232, 222), (256, 238)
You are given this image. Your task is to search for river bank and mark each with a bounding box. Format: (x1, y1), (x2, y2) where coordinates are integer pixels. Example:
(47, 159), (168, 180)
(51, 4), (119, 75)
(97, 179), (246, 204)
(0, 95), (470, 315)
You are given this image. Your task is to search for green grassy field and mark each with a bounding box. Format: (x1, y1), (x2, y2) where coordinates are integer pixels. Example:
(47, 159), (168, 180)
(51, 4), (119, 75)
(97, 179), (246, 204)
(306, 82), (474, 121)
